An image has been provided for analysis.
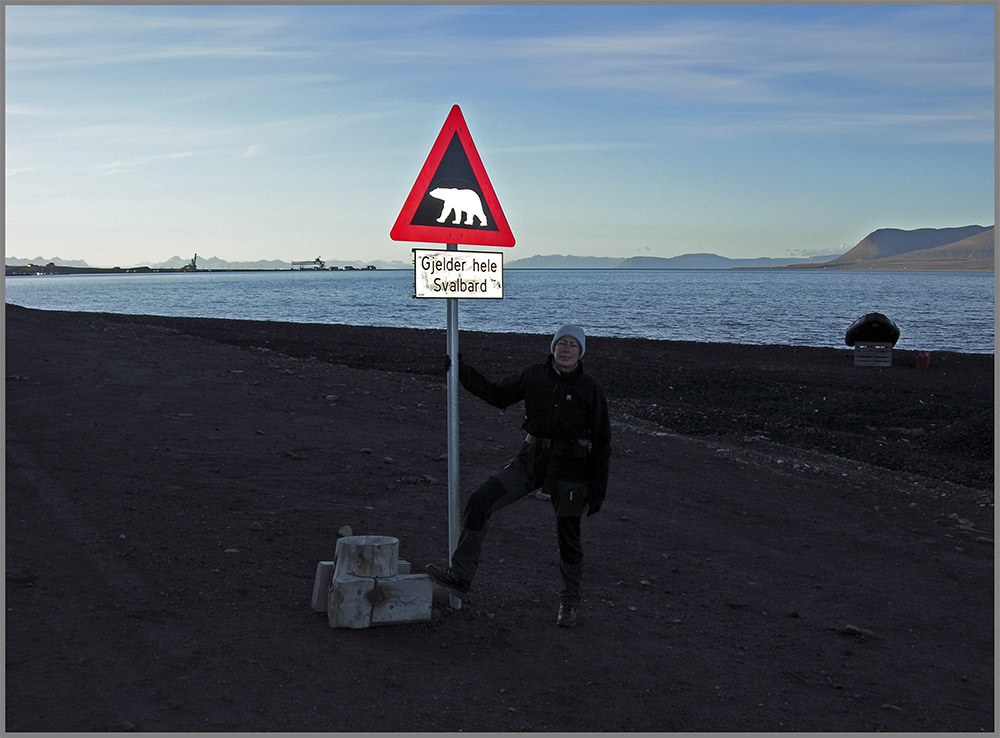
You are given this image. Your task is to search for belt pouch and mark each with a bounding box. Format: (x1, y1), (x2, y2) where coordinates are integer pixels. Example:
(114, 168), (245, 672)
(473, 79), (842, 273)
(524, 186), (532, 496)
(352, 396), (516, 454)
(552, 480), (589, 517)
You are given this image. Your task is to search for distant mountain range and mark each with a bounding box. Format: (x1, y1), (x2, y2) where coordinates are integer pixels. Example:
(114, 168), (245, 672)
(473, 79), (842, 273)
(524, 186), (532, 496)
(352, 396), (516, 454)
(784, 225), (994, 271)
(504, 253), (839, 268)
(505, 225), (993, 270)
(615, 254), (838, 269)
(8, 225), (993, 272)
(4, 255), (408, 271)
(504, 255), (627, 269)
(5, 256), (93, 268)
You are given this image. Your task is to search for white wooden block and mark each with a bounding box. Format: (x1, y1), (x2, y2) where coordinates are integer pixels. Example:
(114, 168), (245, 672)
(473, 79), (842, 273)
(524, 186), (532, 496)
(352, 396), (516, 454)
(369, 574), (433, 626)
(328, 573), (375, 629)
(334, 535), (399, 578)
(397, 559), (411, 575)
(854, 342), (892, 367)
(310, 561), (335, 612)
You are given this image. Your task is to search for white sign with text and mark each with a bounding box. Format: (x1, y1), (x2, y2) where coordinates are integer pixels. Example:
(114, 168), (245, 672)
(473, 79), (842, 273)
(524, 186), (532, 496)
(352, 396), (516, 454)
(413, 249), (503, 299)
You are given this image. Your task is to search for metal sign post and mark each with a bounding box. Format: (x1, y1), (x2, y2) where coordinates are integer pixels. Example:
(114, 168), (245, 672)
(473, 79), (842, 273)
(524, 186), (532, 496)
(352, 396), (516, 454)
(411, 244), (503, 609)
(445, 243), (461, 576)
(390, 106), (514, 609)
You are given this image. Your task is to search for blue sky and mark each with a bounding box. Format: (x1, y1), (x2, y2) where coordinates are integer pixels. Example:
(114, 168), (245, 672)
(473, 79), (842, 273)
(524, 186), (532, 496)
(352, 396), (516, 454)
(5, 3), (994, 267)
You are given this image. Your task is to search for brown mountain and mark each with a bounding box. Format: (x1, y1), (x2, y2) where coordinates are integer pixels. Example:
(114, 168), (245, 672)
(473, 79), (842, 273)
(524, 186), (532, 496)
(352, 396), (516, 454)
(792, 225), (994, 271)
(865, 228), (995, 270)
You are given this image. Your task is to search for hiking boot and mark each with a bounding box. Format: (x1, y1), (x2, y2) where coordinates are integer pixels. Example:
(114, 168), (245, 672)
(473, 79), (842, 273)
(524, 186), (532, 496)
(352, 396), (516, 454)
(425, 563), (471, 595)
(557, 604), (577, 628)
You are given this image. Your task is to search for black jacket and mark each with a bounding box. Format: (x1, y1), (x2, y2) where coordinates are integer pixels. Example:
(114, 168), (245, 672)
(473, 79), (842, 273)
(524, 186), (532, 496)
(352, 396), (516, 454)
(458, 355), (611, 502)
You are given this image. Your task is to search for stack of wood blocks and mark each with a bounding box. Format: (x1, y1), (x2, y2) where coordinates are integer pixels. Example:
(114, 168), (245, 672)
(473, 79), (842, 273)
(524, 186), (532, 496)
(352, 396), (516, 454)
(311, 535), (433, 629)
(853, 342), (893, 367)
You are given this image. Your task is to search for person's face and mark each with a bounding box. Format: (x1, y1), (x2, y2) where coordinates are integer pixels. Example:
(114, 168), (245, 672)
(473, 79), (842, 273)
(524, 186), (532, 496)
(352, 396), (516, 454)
(553, 337), (581, 371)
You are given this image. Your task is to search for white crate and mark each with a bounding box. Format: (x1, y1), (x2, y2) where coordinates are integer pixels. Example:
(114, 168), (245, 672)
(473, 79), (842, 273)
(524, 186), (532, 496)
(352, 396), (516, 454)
(854, 342), (892, 367)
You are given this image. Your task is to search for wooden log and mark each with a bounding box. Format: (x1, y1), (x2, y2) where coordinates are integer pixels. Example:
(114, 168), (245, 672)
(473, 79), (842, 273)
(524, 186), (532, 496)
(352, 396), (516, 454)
(328, 572), (432, 628)
(369, 575), (433, 626)
(328, 573), (375, 629)
(326, 537), (429, 629)
(334, 535), (399, 578)
(310, 560), (335, 612)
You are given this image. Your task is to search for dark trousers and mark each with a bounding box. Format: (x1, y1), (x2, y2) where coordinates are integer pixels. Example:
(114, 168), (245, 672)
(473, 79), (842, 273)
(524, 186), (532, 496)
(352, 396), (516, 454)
(451, 442), (588, 605)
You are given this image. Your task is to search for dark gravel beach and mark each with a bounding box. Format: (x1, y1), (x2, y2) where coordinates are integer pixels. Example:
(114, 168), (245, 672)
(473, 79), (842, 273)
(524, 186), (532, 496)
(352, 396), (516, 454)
(5, 304), (994, 732)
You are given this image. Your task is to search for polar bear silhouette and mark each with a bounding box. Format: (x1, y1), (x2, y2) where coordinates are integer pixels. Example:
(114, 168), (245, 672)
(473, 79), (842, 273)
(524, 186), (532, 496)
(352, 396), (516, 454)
(429, 187), (488, 227)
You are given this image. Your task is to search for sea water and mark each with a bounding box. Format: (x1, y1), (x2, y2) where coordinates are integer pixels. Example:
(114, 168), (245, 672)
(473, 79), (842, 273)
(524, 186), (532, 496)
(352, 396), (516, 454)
(4, 269), (994, 353)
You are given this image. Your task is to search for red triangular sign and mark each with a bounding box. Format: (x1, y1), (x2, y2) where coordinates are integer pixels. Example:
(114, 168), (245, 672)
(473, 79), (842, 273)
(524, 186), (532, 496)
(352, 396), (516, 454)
(390, 105), (514, 247)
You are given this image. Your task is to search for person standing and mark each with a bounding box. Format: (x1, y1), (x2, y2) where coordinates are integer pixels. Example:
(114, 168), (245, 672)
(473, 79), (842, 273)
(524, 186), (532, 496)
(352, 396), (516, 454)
(426, 325), (611, 627)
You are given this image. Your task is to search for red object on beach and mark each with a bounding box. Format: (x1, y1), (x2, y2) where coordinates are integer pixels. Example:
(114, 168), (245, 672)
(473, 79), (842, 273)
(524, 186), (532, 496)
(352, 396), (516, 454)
(916, 351), (930, 370)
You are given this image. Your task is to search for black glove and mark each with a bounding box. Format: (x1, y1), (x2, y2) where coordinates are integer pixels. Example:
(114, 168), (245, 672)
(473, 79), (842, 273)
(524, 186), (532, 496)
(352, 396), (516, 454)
(585, 493), (604, 517)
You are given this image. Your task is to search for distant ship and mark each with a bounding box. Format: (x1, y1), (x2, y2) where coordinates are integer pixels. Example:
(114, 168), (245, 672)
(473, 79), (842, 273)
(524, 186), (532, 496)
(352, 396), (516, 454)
(292, 257), (326, 270)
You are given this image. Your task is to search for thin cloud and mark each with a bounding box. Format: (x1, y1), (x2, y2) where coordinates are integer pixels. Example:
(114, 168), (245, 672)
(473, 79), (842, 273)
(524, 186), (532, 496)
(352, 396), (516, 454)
(236, 145), (266, 160)
(487, 9), (993, 141)
(96, 151), (195, 176)
(501, 9), (992, 98)
(648, 109), (994, 145)
(6, 41), (305, 72)
(5, 166), (38, 179)
(5, 6), (309, 72)
(491, 141), (644, 155)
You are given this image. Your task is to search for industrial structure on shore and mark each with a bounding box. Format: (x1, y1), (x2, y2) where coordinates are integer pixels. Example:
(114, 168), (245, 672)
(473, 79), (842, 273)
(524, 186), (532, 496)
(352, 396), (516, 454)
(7, 253), (378, 276)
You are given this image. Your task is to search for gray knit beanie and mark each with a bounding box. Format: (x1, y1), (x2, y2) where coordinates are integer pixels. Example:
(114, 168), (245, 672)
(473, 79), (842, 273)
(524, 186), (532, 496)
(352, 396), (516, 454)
(550, 324), (586, 358)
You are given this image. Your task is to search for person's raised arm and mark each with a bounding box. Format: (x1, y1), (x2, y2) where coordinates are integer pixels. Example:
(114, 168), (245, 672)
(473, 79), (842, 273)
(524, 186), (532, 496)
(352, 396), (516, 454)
(457, 357), (528, 410)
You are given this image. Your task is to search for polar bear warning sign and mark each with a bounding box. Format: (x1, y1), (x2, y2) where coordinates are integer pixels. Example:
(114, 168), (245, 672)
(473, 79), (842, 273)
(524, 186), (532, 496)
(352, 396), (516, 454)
(390, 105), (514, 247)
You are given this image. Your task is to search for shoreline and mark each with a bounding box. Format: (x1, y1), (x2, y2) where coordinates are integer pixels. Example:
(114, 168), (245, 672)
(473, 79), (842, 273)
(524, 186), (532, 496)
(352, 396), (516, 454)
(8, 304), (993, 491)
(7, 264), (993, 275)
(4, 266), (382, 276)
(4, 303), (995, 356)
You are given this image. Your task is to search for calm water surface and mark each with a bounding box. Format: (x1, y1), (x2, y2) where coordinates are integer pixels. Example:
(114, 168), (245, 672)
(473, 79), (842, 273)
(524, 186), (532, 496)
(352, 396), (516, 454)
(4, 269), (994, 353)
